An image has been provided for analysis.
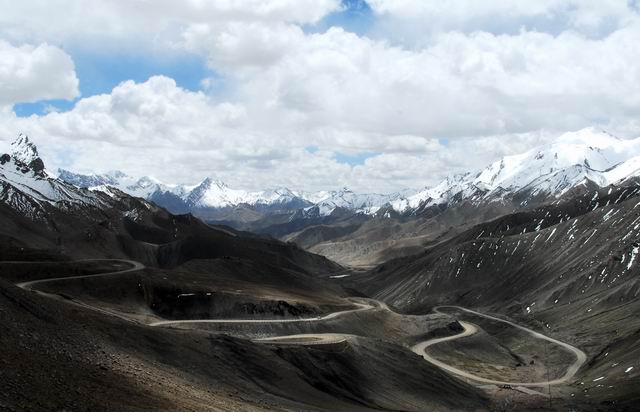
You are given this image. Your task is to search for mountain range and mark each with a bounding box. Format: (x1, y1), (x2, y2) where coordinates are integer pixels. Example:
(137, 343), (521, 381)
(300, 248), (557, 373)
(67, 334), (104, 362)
(57, 127), (640, 220)
(52, 127), (640, 265)
(57, 167), (408, 220)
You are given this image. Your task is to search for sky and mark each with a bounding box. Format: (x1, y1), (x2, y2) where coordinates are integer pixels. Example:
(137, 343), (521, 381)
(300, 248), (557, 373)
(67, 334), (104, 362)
(1, 0), (640, 193)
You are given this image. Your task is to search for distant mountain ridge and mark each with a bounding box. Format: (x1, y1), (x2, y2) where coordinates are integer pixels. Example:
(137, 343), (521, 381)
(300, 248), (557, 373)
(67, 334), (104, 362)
(57, 168), (402, 219)
(5, 128), (640, 267)
(56, 127), (640, 224)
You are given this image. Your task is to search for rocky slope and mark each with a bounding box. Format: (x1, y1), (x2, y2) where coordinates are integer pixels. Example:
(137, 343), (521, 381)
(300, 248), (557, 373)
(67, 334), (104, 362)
(0, 135), (341, 276)
(0, 270), (491, 411)
(343, 179), (640, 409)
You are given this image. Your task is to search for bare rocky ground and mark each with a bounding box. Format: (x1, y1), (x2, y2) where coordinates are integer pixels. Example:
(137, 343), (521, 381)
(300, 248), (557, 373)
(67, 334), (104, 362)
(345, 184), (640, 411)
(26, 262), (355, 324)
(0, 257), (490, 411)
(427, 308), (576, 383)
(0, 164), (493, 411)
(0, 276), (272, 411)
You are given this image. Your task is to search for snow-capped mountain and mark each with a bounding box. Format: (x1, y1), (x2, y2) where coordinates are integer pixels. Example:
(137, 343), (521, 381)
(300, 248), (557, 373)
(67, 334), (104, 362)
(304, 187), (415, 217)
(391, 128), (640, 214)
(58, 169), (317, 215)
(9, 133), (46, 175)
(57, 169), (170, 199)
(58, 164), (410, 217)
(59, 167), (418, 216)
(0, 135), (154, 224)
(1, 135), (97, 208)
(53, 127), (640, 223)
(183, 178), (310, 210)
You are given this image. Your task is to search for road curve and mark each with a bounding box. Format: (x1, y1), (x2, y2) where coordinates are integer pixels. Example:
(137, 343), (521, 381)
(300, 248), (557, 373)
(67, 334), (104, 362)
(411, 306), (587, 387)
(15, 259), (145, 290)
(255, 333), (350, 345)
(10, 259), (147, 323)
(8, 259), (376, 345)
(149, 300), (376, 326)
(9, 257), (587, 383)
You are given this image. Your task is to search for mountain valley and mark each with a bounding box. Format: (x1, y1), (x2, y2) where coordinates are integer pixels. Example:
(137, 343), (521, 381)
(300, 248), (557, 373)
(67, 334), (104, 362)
(2, 132), (639, 411)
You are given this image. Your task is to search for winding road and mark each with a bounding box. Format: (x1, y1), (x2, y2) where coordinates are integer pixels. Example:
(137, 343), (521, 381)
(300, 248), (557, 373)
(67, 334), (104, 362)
(255, 333), (351, 345)
(12, 259), (148, 323)
(9, 259), (586, 388)
(149, 300), (376, 327)
(11, 258), (378, 333)
(411, 306), (587, 387)
(16, 259), (145, 290)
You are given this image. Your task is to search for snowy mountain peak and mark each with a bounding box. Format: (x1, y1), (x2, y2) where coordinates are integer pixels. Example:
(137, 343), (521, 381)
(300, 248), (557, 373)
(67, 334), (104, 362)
(11, 133), (39, 164)
(6, 133), (46, 175)
(554, 127), (620, 148)
(271, 187), (295, 196)
(135, 175), (161, 187)
(0, 137), (112, 215)
(56, 168), (168, 200)
(58, 169), (115, 187)
(198, 177), (228, 190)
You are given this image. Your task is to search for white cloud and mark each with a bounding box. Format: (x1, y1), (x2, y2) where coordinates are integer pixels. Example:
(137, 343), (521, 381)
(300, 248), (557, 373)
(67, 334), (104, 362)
(0, 76), (467, 192)
(2, 1), (640, 193)
(367, 0), (637, 38)
(192, 22), (640, 140)
(181, 21), (305, 72)
(0, 0), (341, 48)
(0, 76), (343, 189)
(0, 74), (564, 193)
(0, 40), (79, 106)
(15, 76), (247, 146)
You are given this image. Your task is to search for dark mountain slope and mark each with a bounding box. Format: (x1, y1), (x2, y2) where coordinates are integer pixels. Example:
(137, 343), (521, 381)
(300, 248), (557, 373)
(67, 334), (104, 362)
(0, 274), (489, 411)
(347, 182), (640, 409)
(0, 136), (341, 278)
(0, 136), (492, 411)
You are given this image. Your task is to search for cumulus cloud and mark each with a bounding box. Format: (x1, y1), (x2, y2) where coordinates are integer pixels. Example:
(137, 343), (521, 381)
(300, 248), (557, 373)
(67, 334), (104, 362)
(367, 0), (637, 38)
(0, 75), (561, 193)
(0, 76), (340, 188)
(36, 76), (247, 146)
(181, 22), (305, 72)
(2, 0), (640, 192)
(0, 40), (79, 106)
(191, 22), (640, 140)
(0, 0), (341, 48)
(0, 76), (464, 192)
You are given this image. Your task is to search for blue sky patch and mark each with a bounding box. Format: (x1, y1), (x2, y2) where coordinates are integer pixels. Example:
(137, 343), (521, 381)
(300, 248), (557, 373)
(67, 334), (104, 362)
(73, 49), (209, 96)
(14, 49), (212, 117)
(13, 99), (76, 117)
(308, 0), (373, 35)
(335, 151), (379, 165)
